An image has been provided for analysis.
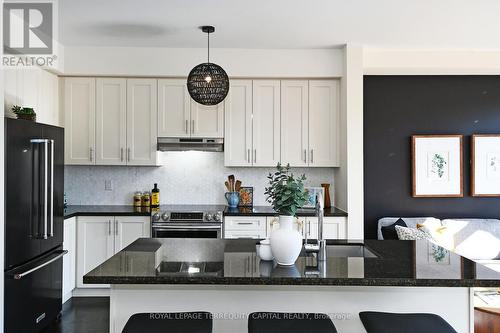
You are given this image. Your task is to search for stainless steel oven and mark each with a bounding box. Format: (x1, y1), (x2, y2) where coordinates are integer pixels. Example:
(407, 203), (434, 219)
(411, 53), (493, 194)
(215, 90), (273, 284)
(151, 210), (223, 239)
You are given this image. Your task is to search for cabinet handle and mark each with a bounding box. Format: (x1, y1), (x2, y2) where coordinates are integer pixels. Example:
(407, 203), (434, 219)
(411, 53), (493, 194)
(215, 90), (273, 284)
(127, 148), (131, 162)
(247, 149), (250, 163)
(237, 222), (254, 225)
(310, 149), (314, 164)
(253, 149), (256, 163)
(108, 220), (111, 235)
(185, 120), (188, 134)
(304, 149), (307, 163)
(191, 120), (195, 133)
(115, 220), (118, 236)
(89, 147), (93, 162)
(120, 148), (124, 162)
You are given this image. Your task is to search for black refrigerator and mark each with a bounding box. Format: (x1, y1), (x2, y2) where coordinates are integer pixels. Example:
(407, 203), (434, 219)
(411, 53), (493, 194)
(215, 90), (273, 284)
(4, 118), (65, 332)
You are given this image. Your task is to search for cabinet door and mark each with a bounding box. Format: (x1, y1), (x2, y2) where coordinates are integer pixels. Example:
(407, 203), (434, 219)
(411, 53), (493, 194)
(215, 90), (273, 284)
(307, 217), (346, 239)
(158, 79), (191, 138)
(308, 80), (340, 167)
(114, 216), (150, 253)
(224, 80), (253, 166)
(62, 217), (76, 303)
(190, 101), (224, 138)
(76, 217), (114, 288)
(126, 79), (158, 166)
(96, 78), (127, 165)
(64, 78), (96, 165)
(281, 80), (309, 167)
(252, 80), (280, 167)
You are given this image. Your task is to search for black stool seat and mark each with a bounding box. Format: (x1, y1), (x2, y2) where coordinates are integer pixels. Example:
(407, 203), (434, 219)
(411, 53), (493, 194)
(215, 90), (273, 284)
(122, 312), (212, 333)
(359, 311), (458, 333)
(248, 312), (337, 333)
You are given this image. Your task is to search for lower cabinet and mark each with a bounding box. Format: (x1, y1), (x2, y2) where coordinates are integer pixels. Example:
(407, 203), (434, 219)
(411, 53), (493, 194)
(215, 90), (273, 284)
(75, 216), (150, 289)
(266, 216), (347, 239)
(224, 217), (267, 239)
(62, 217), (76, 303)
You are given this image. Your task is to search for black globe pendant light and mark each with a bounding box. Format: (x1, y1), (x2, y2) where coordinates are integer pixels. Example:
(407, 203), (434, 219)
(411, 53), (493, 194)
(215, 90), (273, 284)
(187, 26), (229, 106)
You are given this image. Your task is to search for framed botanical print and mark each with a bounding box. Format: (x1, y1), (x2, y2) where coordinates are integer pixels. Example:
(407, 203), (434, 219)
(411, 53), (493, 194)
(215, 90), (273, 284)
(238, 187), (254, 207)
(471, 134), (500, 197)
(411, 135), (463, 197)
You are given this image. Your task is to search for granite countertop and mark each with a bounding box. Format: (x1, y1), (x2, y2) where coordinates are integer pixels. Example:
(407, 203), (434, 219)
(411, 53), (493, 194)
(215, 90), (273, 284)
(64, 205), (347, 219)
(64, 205), (152, 219)
(84, 238), (500, 287)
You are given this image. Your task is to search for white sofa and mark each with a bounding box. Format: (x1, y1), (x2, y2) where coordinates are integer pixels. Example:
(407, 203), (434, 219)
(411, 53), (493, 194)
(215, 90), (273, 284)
(377, 217), (500, 261)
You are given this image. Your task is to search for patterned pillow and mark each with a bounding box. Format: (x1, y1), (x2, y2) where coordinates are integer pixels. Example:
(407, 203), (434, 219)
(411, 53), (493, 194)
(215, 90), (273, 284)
(395, 225), (433, 240)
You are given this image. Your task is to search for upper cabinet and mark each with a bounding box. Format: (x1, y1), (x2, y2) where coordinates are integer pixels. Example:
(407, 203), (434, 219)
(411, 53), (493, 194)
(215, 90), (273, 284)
(64, 77), (96, 165)
(126, 79), (158, 166)
(64, 77), (157, 166)
(158, 79), (223, 138)
(224, 79), (339, 168)
(96, 78), (127, 165)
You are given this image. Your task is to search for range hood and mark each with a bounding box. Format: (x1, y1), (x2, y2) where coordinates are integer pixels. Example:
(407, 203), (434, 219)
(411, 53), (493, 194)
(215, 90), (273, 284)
(157, 138), (224, 152)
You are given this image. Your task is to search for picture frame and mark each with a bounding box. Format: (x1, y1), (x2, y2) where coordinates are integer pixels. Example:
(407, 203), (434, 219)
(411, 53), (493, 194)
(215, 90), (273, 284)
(303, 187), (325, 209)
(238, 187), (254, 207)
(411, 135), (463, 198)
(471, 134), (500, 197)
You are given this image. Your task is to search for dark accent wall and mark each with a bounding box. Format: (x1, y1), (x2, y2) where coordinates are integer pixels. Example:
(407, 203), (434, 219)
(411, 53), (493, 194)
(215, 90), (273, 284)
(364, 76), (500, 239)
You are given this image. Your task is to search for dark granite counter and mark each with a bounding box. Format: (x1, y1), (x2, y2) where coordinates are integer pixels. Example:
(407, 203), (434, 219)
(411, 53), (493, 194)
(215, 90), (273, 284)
(84, 238), (500, 287)
(223, 206), (347, 217)
(64, 205), (151, 219)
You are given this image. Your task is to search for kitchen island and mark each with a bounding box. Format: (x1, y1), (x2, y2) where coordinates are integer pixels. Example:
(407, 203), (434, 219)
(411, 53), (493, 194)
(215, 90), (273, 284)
(85, 238), (500, 333)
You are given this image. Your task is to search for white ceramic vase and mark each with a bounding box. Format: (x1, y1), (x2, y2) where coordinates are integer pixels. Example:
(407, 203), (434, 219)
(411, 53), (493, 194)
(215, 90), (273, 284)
(270, 215), (302, 265)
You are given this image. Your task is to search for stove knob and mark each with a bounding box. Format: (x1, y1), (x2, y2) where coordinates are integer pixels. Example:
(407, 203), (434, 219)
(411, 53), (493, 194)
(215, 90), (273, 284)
(205, 213), (213, 221)
(213, 213), (221, 222)
(161, 213), (169, 221)
(152, 213), (160, 222)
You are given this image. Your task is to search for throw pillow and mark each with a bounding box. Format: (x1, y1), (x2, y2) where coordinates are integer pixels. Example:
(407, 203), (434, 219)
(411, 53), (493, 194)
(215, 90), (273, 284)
(381, 218), (408, 240)
(395, 225), (433, 240)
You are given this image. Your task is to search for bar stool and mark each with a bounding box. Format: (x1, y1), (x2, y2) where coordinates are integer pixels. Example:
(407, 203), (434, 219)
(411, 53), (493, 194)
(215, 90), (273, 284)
(248, 312), (338, 333)
(359, 311), (458, 333)
(122, 312), (212, 333)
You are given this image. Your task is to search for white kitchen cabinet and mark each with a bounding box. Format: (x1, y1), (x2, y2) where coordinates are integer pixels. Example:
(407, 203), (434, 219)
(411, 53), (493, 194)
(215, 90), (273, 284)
(308, 80), (340, 167)
(114, 216), (151, 253)
(266, 216), (305, 238)
(158, 79), (190, 138)
(96, 78), (127, 165)
(62, 217), (76, 303)
(266, 216), (347, 239)
(76, 216), (150, 289)
(224, 216), (267, 239)
(76, 216), (114, 288)
(126, 79), (158, 165)
(281, 80), (309, 167)
(252, 80), (281, 167)
(158, 79), (224, 138)
(64, 77), (96, 165)
(224, 80), (253, 166)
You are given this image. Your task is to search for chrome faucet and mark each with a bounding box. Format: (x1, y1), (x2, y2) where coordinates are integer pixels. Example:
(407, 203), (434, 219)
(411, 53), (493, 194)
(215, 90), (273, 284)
(303, 192), (327, 261)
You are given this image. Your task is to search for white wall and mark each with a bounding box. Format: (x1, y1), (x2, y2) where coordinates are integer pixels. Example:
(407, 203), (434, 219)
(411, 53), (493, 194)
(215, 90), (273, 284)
(63, 46), (344, 78)
(65, 152), (336, 207)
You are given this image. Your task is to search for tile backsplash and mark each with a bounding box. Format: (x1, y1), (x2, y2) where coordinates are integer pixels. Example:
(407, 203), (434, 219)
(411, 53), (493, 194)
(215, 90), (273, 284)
(65, 152), (335, 206)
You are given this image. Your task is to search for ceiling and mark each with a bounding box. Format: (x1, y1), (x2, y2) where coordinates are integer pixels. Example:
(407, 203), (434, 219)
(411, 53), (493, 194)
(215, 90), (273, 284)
(60, 0), (500, 49)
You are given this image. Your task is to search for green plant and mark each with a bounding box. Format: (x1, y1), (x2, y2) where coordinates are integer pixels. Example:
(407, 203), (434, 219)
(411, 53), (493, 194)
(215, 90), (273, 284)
(12, 105), (36, 117)
(265, 163), (308, 216)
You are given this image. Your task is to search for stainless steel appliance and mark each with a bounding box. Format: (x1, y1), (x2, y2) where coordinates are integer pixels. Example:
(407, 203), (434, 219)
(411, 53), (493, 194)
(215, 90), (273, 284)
(152, 209), (223, 239)
(157, 137), (224, 152)
(4, 118), (66, 333)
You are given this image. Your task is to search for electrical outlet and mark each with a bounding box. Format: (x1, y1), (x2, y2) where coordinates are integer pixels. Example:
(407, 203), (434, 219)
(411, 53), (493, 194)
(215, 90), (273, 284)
(105, 180), (113, 191)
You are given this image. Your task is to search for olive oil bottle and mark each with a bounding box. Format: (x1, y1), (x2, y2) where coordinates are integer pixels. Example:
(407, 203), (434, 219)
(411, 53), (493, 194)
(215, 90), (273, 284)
(151, 183), (160, 208)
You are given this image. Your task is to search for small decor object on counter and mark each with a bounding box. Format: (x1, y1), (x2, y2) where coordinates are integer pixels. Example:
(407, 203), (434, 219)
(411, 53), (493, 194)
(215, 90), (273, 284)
(151, 183), (160, 208)
(471, 134), (500, 197)
(302, 187), (325, 209)
(238, 187), (253, 207)
(12, 105), (36, 122)
(225, 191), (240, 208)
(256, 239), (274, 261)
(265, 163), (308, 266)
(412, 135), (463, 197)
(321, 183), (332, 208)
(141, 191), (151, 207)
(133, 191), (142, 207)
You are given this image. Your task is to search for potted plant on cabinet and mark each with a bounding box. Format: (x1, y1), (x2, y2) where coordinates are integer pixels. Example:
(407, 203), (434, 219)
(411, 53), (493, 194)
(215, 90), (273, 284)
(265, 163), (308, 265)
(12, 105), (36, 122)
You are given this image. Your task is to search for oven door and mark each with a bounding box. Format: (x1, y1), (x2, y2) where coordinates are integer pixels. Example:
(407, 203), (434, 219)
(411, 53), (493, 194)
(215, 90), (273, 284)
(152, 224), (222, 239)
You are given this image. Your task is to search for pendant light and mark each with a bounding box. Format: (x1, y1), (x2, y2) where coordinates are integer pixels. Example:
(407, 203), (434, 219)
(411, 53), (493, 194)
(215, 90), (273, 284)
(187, 26), (229, 106)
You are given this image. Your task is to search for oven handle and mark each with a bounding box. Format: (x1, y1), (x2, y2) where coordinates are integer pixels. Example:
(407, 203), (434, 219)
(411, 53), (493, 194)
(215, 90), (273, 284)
(152, 225), (221, 230)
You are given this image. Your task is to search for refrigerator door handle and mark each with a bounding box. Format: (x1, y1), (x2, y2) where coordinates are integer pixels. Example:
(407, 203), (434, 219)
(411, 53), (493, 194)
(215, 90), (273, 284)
(30, 139), (50, 239)
(49, 140), (54, 237)
(10, 250), (67, 280)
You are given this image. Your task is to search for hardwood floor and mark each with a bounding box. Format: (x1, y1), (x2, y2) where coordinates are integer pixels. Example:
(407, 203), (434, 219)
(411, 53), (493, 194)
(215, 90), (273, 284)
(43, 297), (110, 333)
